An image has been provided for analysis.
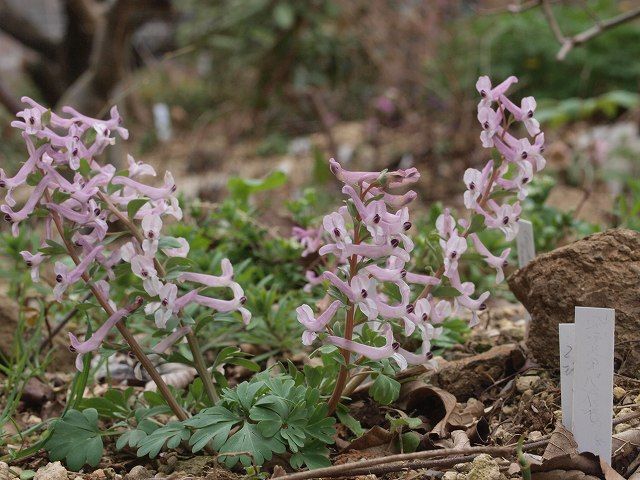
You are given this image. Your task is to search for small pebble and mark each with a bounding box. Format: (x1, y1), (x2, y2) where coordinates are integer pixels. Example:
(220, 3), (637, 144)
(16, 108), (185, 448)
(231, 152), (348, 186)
(613, 386), (627, 401)
(528, 430), (543, 441)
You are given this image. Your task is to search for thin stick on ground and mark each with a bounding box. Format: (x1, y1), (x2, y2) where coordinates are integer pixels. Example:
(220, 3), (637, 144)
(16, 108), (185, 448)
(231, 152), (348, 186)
(276, 440), (550, 480)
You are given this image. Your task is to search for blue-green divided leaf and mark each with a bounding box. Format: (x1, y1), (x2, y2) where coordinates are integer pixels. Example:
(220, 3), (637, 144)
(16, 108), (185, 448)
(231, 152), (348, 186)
(335, 405), (365, 437)
(218, 423), (286, 467)
(45, 409), (104, 471)
(290, 441), (331, 470)
(136, 422), (190, 458)
(184, 406), (242, 452)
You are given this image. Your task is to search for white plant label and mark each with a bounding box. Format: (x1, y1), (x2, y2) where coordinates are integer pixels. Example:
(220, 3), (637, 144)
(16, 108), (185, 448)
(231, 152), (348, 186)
(516, 219), (535, 268)
(558, 323), (575, 430)
(572, 307), (615, 464)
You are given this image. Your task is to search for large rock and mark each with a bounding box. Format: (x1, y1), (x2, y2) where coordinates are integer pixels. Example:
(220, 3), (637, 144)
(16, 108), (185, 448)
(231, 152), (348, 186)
(508, 229), (640, 374)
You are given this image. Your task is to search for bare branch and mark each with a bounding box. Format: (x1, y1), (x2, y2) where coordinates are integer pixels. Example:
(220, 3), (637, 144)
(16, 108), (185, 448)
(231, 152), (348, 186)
(557, 5), (640, 60)
(541, 0), (567, 44)
(0, 0), (58, 57)
(510, 0), (640, 60)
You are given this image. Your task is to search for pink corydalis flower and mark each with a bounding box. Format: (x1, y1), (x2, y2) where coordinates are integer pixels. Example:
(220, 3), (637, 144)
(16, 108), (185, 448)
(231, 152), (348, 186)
(476, 75), (518, 107)
(127, 154), (156, 178)
(292, 226), (323, 257)
(145, 282), (178, 328)
(470, 234), (510, 284)
(178, 258), (235, 287)
(68, 297), (142, 370)
(297, 300), (342, 345)
(111, 171), (176, 201)
(54, 246), (104, 300)
(20, 251), (45, 282)
(329, 158), (419, 188)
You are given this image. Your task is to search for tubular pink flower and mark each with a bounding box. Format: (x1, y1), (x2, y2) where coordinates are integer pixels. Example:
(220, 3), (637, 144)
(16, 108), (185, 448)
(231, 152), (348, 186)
(54, 245), (104, 299)
(327, 324), (395, 361)
(111, 171), (176, 201)
(162, 237), (190, 258)
(68, 301), (138, 371)
(178, 259), (235, 287)
(191, 283), (247, 313)
(153, 326), (191, 354)
(292, 226), (323, 257)
(322, 271), (356, 302)
(405, 271), (440, 286)
(297, 300), (342, 345)
(61, 105), (129, 140)
(20, 251), (45, 282)
(1, 175), (53, 236)
(470, 234), (510, 284)
(127, 154), (156, 178)
(329, 158), (419, 188)
(476, 75), (518, 106)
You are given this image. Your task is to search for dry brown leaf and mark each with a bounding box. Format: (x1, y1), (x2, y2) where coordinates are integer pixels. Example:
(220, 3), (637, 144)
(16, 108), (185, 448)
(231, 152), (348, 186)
(448, 397), (485, 429)
(397, 381), (456, 439)
(612, 427), (640, 459)
(466, 416), (490, 445)
(531, 423), (625, 479)
(451, 430), (471, 449)
(342, 426), (393, 454)
(532, 470), (600, 479)
(543, 423), (579, 460)
(600, 457), (625, 480)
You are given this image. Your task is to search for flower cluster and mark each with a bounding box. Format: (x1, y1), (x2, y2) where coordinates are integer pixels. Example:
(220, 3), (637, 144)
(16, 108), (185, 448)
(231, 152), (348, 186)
(295, 75), (546, 379)
(296, 160), (441, 371)
(5, 97), (250, 371)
